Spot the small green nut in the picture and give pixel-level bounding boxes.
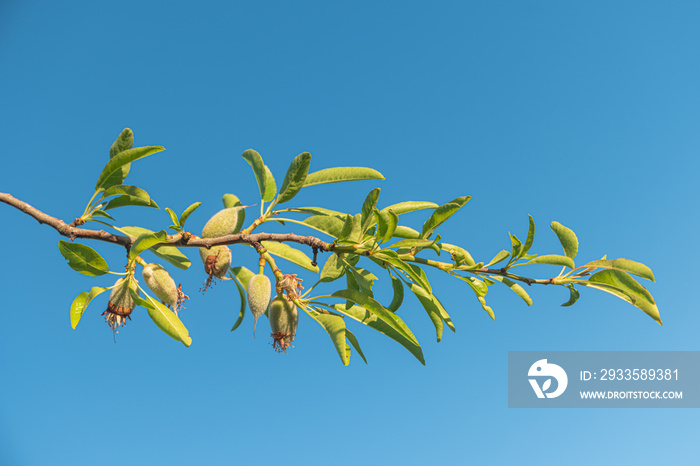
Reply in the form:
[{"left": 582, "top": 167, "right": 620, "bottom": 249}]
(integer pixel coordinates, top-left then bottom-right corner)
[
  {"left": 103, "top": 277, "right": 139, "bottom": 332},
  {"left": 201, "top": 207, "right": 242, "bottom": 239},
  {"left": 199, "top": 245, "right": 232, "bottom": 279},
  {"left": 142, "top": 263, "right": 178, "bottom": 308},
  {"left": 247, "top": 274, "right": 271, "bottom": 336},
  {"left": 269, "top": 295, "right": 298, "bottom": 352}
]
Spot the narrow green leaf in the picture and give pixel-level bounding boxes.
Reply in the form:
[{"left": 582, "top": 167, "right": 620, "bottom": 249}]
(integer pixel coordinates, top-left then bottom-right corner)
[
  {"left": 421, "top": 196, "right": 471, "bottom": 238},
  {"left": 70, "top": 286, "right": 110, "bottom": 329},
  {"left": 276, "top": 152, "right": 311, "bottom": 204},
  {"left": 100, "top": 185, "right": 151, "bottom": 203},
  {"left": 381, "top": 201, "right": 438, "bottom": 216},
  {"left": 584, "top": 269, "right": 660, "bottom": 323},
  {"left": 346, "top": 265, "right": 378, "bottom": 296},
  {"left": 129, "top": 230, "right": 168, "bottom": 262},
  {"left": 242, "top": 149, "right": 269, "bottom": 202},
  {"left": 103, "top": 195, "right": 159, "bottom": 211},
  {"left": 346, "top": 213, "right": 363, "bottom": 243},
  {"left": 121, "top": 226, "right": 191, "bottom": 270},
  {"left": 89, "top": 210, "right": 115, "bottom": 221},
  {"left": 305, "top": 307, "right": 350, "bottom": 365},
  {"left": 284, "top": 207, "right": 347, "bottom": 217},
  {"left": 320, "top": 254, "right": 347, "bottom": 283},
  {"left": 221, "top": 194, "right": 246, "bottom": 234},
  {"left": 407, "top": 283, "right": 443, "bottom": 342},
  {"left": 230, "top": 266, "right": 256, "bottom": 289},
  {"left": 550, "top": 221, "right": 579, "bottom": 259},
  {"left": 486, "top": 250, "right": 510, "bottom": 267},
  {"left": 135, "top": 294, "right": 192, "bottom": 346},
  {"left": 562, "top": 284, "right": 580, "bottom": 307},
  {"left": 584, "top": 258, "right": 655, "bottom": 282},
  {"left": 103, "top": 128, "right": 135, "bottom": 190},
  {"left": 165, "top": 207, "right": 179, "bottom": 227},
  {"left": 330, "top": 304, "right": 424, "bottom": 364},
  {"left": 439, "top": 243, "right": 476, "bottom": 267},
  {"left": 388, "top": 238, "right": 438, "bottom": 250},
  {"left": 489, "top": 275, "right": 533, "bottom": 306},
  {"left": 387, "top": 272, "right": 404, "bottom": 313},
  {"left": 478, "top": 296, "right": 495, "bottom": 320},
  {"left": 374, "top": 208, "right": 398, "bottom": 244},
  {"left": 261, "top": 241, "right": 319, "bottom": 272},
  {"left": 58, "top": 240, "right": 109, "bottom": 276},
  {"left": 345, "top": 329, "right": 367, "bottom": 364},
  {"left": 303, "top": 166, "right": 385, "bottom": 187},
  {"left": 520, "top": 215, "right": 535, "bottom": 258},
  {"left": 230, "top": 274, "right": 246, "bottom": 332},
  {"left": 95, "top": 146, "right": 165, "bottom": 192},
  {"left": 337, "top": 215, "right": 354, "bottom": 241},
  {"left": 303, "top": 215, "right": 346, "bottom": 238},
  {"left": 179, "top": 202, "right": 202, "bottom": 229},
  {"left": 375, "top": 254, "right": 432, "bottom": 293},
  {"left": 391, "top": 226, "right": 421, "bottom": 239},
  {"left": 332, "top": 289, "right": 419, "bottom": 345},
  {"left": 509, "top": 233, "right": 522, "bottom": 260},
  {"left": 361, "top": 188, "right": 381, "bottom": 232},
  {"left": 262, "top": 165, "right": 277, "bottom": 202},
  {"left": 525, "top": 254, "right": 575, "bottom": 269}
]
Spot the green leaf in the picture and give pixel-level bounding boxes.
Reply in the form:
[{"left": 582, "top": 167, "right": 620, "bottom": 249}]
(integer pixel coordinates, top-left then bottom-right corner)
[
  {"left": 284, "top": 207, "right": 348, "bottom": 217},
  {"left": 70, "top": 286, "right": 110, "bottom": 329},
  {"left": 276, "top": 152, "right": 311, "bottom": 204},
  {"left": 391, "top": 226, "right": 421, "bottom": 239},
  {"left": 303, "top": 166, "right": 385, "bottom": 187},
  {"left": 374, "top": 208, "right": 398, "bottom": 244},
  {"left": 332, "top": 289, "right": 419, "bottom": 345},
  {"left": 103, "top": 128, "right": 135, "bottom": 190},
  {"left": 346, "top": 264, "right": 378, "bottom": 296},
  {"left": 129, "top": 230, "right": 168, "bottom": 262},
  {"left": 121, "top": 226, "right": 191, "bottom": 270},
  {"left": 230, "top": 266, "right": 256, "bottom": 289},
  {"left": 485, "top": 250, "right": 510, "bottom": 267},
  {"left": 584, "top": 269, "right": 660, "bottom": 323},
  {"left": 345, "top": 213, "right": 363, "bottom": 243},
  {"left": 230, "top": 274, "right": 246, "bottom": 332},
  {"left": 135, "top": 294, "right": 192, "bottom": 346},
  {"left": 303, "top": 215, "right": 346, "bottom": 238},
  {"left": 330, "top": 304, "right": 424, "bottom": 365},
  {"left": 165, "top": 207, "right": 179, "bottom": 227},
  {"left": 242, "top": 149, "right": 275, "bottom": 202},
  {"left": 421, "top": 196, "right": 471, "bottom": 238},
  {"left": 584, "top": 258, "right": 655, "bottom": 282},
  {"left": 407, "top": 283, "right": 444, "bottom": 342},
  {"left": 361, "top": 188, "right": 381, "bottom": 232},
  {"left": 305, "top": 307, "right": 350, "bottom": 365},
  {"left": 95, "top": 146, "right": 165, "bottom": 192},
  {"left": 320, "top": 254, "right": 347, "bottom": 283},
  {"left": 89, "top": 210, "right": 115, "bottom": 221},
  {"left": 100, "top": 184, "right": 151, "bottom": 203},
  {"left": 562, "top": 284, "right": 580, "bottom": 307},
  {"left": 221, "top": 194, "right": 246, "bottom": 234},
  {"left": 103, "top": 195, "right": 159, "bottom": 211},
  {"left": 489, "top": 276, "right": 533, "bottom": 306},
  {"left": 345, "top": 329, "right": 367, "bottom": 364},
  {"left": 58, "top": 240, "right": 109, "bottom": 276},
  {"left": 388, "top": 238, "right": 439, "bottom": 250},
  {"left": 520, "top": 215, "right": 536, "bottom": 258},
  {"left": 337, "top": 215, "right": 354, "bottom": 241},
  {"left": 550, "top": 221, "right": 579, "bottom": 259},
  {"left": 509, "top": 233, "right": 522, "bottom": 260},
  {"left": 179, "top": 202, "right": 202, "bottom": 229},
  {"left": 453, "top": 274, "right": 494, "bottom": 318},
  {"left": 381, "top": 201, "right": 438, "bottom": 216},
  {"left": 439, "top": 243, "right": 476, "bottom": 267},
  {"left": 525, "top": 254, "right": 575, "bottom": 269},
  {"left": 373, "top": 253, "right": 431, "bottom": 293},
  {"left": 387, "top": 272, "right": 404, "bottom": 313},
  {"left": 261, "top": 241, "right": 319, "bottom": 272}
]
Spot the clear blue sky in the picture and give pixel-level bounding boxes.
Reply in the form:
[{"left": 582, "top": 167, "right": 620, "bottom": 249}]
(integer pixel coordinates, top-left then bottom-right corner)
[{"left": 1, "top": 2, "right": 699, "bottom": 465}]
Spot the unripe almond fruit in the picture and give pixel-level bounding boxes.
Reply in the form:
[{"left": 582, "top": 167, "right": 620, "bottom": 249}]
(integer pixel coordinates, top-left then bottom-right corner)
[
  {"left": 269, "top": 295, "right": 298, "bottom": 352},
  {"left": 142, "top": 263, "right": 178, "bottom": 308},
  {"left": 199, "top": 245, "right": 232, "bottom": 279},
  {"left": 102, "top": 277, "right": 139, "bottom": 332},
  {"left": 201, "top": 207, "right": 242, "bottom": 239},
  {"left": 247, "top": 274, "right": 271, "bottom": 337}
]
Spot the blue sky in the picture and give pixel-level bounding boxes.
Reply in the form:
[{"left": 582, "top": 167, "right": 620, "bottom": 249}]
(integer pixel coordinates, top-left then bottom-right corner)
[{"left": 1, "top": 1, "right": 699, "bottom": 465}]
